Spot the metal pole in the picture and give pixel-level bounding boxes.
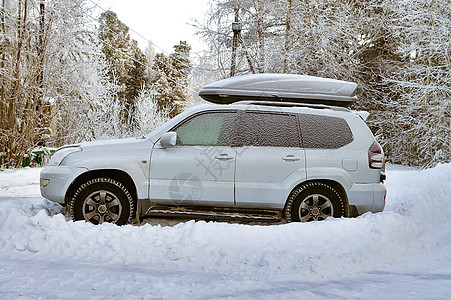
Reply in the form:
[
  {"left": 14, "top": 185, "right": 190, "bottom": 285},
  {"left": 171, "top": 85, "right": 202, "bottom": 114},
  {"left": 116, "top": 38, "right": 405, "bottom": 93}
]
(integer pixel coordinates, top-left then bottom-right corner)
[{"left": 230, "top": 7, "right": 240, "bottom": 77}]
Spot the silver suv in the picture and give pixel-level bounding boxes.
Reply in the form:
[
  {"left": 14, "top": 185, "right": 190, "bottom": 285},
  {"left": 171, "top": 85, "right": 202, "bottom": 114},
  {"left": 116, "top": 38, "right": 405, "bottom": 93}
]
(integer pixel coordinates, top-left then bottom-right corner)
[{"left": 40, "top": 75, "right": 386, "bottom": 225}]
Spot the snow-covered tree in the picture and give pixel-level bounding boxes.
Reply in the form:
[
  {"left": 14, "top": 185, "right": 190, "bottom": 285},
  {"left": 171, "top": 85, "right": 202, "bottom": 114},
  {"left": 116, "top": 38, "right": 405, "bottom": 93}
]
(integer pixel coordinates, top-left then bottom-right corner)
[
  {"left": 379, "top": 0, "right": 451, "bottom": 167},
  {"left": 0, "top": 0, "right": 125, "bottom": 167},
  {"left": 196, "top": 0, "right": 365, "bottom": 79},
  {"left": 195, "top": 0, "right": 450, "bottom": 167},
  {"left": 152, "top": 41, "right": 192, "bottom": 117},
  {"left": 98, "top": 10, "right": 147, "bottom": 124},
  {"left": 134, "top": 88, "right": 170, "bottom": 135},
  {"left": 0, "top": 0, "right": 69, "bottom": 167},
  {"left": 40, "top": 1, "right": 114, "bottom": 145},
  {"left": 144, "top": 41, "right": 156, "bottom": 82}
]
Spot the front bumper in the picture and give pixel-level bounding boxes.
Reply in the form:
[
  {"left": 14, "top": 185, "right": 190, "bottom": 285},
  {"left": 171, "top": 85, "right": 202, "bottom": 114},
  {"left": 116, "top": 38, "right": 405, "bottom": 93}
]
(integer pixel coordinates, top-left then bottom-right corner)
[{"left": 40, "top": 166, "right": 88, "bottom": 204}]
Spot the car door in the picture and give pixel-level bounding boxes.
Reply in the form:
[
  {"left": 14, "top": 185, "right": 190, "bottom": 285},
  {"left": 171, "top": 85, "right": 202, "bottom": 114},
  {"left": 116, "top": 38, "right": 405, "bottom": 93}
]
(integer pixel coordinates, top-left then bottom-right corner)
[
  {"left": 234, "top": 111, "right": 306, "bottom": 209},
  {"left": 150, "top": 111, "right": 237, "bottom": 207}
]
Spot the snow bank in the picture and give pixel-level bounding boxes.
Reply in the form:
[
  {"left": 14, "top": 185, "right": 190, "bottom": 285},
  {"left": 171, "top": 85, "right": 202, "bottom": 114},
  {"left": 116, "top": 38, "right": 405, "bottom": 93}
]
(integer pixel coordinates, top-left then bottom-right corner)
[
  {"left": 1, "top": 164, "right": 451, "bottom": 298},
  {"left": 0, "top": 167, "right": 41, "bottom": 197}
]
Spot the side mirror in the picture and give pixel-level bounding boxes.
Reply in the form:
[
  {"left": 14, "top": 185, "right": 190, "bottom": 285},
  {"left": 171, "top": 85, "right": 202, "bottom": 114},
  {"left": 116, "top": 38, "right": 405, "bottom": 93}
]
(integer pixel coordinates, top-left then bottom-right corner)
[{"left": 160, "top": 132, "right": 177, "bottom": 148}]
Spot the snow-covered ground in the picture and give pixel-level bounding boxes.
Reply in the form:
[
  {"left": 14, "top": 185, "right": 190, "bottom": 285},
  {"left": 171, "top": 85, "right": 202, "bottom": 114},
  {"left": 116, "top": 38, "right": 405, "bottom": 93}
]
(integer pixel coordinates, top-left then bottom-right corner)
[{"left": 1, "top": 165, "right": 451, "bottom": 299}]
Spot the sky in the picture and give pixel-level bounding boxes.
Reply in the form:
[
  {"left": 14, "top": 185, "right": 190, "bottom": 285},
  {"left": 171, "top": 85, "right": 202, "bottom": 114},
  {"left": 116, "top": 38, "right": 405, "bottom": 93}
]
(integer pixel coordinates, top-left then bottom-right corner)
[{"left": 96, "top": 0, "right": 210, "bottom": 54}]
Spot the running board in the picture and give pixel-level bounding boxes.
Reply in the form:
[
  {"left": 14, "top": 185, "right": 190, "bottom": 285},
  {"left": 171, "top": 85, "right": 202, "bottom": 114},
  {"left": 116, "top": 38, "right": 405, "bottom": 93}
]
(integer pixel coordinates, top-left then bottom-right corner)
[{"left": 144, "top": 206, "right": 282, "bottom": 222}]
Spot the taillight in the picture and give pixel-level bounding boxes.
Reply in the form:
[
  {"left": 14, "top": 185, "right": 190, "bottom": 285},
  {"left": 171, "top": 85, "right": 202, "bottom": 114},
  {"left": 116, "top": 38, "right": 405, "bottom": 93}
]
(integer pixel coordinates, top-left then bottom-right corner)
[{"left": 368, "top": 141, "right": 384, "bottom": 169}]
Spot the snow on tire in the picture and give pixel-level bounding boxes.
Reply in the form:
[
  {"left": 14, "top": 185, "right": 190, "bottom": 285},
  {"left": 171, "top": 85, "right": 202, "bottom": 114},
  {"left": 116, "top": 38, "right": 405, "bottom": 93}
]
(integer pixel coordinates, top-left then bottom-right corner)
[
  {"left": 70, "top": 177, "right": 134, "bottom": 225},
  {"left": 284, "top": 182, "right": 345, "bottom": 222}
]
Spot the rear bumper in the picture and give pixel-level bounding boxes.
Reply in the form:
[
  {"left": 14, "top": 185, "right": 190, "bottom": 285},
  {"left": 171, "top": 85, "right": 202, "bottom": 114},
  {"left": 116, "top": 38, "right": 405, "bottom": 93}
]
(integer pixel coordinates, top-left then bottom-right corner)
[
  {"left": 372, "top": 182, "right": 386, "bottom": 212},
  {"left": 347, "top": 182, "right": 386, "bottom": 215}
]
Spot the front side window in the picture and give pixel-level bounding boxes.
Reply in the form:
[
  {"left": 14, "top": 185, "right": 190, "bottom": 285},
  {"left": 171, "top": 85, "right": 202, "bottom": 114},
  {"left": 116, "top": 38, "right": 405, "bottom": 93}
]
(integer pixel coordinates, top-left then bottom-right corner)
[
  {"left": 235, "top": 112, "right": 301, "bottom": 147},
  {"left": 174, "top": 112, "right": 236, "bottom": 146}
]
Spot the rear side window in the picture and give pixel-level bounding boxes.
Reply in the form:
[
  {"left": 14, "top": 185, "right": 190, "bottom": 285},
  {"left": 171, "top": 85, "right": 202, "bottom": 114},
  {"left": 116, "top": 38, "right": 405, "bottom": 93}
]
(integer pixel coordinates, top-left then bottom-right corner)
[
  {"left": 298, "top": 114, "right": 353, "bottom": 149},
  {"left": 236, "top": 112, "right": 300, "bottom": 147},
  {"left": 174, "top": 112, "right": 236, "bottom": 146}
]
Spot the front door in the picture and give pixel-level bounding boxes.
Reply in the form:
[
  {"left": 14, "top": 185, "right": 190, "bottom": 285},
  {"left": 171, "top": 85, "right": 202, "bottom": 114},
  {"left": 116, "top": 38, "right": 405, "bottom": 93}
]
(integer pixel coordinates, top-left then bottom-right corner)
[{"left": 150, "top": 111, "right": 237, "bottom": 207}]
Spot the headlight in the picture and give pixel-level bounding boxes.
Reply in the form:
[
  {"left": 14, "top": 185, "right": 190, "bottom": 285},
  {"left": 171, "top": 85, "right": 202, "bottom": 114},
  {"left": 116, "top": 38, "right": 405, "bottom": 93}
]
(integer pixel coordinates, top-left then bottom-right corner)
[{"left": 48, "top": 146, "right": 82, "bottom": 166}]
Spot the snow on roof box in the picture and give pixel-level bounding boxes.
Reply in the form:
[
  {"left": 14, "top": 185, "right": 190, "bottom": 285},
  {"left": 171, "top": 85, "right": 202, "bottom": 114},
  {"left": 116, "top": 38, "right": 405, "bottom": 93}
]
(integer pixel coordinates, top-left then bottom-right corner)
[{"left": 199, "top": 73, "right": 357, "bottom": 107}]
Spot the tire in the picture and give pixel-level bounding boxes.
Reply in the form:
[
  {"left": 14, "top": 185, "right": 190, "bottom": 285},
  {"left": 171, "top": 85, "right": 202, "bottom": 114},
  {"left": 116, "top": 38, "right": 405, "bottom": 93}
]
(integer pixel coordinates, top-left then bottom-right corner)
[
  {"left": 284, "top": 182, "right": 345, "bottom": 222},
  {"left": 70, "top": 178, "right": 134, "bottom": 225}
]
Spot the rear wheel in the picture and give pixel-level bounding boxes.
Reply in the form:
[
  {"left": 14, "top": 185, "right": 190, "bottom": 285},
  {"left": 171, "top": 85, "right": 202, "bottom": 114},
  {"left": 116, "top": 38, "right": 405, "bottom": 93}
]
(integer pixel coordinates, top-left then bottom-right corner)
[
  {"left": 70, "top": 178, "right": 133, "bottom": 225},
  {"left": 284, "top": 182, "right": 345, "bottom": 222}
]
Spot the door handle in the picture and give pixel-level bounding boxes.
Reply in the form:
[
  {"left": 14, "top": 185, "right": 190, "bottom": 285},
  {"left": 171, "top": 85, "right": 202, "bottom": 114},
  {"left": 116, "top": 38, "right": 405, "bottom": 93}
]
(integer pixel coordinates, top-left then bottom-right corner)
[
  {"left": 215, "top": 154, "right": 234, "bottom": 160},
  {"left": 282, "top": 155, "right": 300, "bottom": 161}
]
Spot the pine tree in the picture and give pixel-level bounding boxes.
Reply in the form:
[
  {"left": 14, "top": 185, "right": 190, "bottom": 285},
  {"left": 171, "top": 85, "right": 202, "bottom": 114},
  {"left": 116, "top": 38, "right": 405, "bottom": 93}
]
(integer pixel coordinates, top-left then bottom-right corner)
[
  {"left": 98, "top": 10, "right": 148, "bottom": 123},
  {"left": 152, "top": 41, "right": 191, "bottom": 118}
]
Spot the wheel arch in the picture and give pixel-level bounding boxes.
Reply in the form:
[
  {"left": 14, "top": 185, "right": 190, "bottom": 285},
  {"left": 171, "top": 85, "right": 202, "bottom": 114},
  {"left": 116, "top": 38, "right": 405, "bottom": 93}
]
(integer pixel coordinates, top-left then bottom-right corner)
[
  {"left": 284, "top": 179, "right": 351, "bottom": 218},
  {"left": 65, "top": 169, "right": 138, "bottom": 213}
]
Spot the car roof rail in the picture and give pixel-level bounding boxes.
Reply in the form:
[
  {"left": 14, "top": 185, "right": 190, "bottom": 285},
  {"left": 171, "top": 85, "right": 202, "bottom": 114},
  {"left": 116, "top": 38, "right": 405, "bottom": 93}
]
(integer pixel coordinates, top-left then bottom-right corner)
[{"left": 233, "top": 100, "right": 350, "bottom": 111}]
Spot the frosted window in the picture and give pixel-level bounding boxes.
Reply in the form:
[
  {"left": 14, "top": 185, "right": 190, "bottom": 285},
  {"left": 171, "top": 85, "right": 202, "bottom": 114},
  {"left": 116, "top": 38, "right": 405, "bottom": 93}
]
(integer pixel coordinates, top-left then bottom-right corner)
[
  {"left": 298, "top": 114, "right": 353, "bottom": 149},
  {"left": 236, "top": 112, "right": 300, "bottom": 147},
  {"left": 174, "top": 112, "right": 236, "bottom": 146}
]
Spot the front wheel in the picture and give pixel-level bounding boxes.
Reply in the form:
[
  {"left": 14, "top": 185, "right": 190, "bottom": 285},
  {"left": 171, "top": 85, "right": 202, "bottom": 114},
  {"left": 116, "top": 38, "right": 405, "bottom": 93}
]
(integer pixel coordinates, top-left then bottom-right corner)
[
  {"left": 70, "top": 178, "right": 134, "bottom": 225},
  {"left": 284, "top": 182, "right": 345, "bottom": 222}
]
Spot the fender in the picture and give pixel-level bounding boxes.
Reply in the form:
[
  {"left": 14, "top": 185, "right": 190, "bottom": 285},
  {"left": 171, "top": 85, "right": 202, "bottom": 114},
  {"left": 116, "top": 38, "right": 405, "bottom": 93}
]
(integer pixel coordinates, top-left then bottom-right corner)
[
  {"left": 281, "top": 167, "right": 352, "bottom": 200},
  {"left": 78, "top": 159, "right": 149, "bottom": 200},
  {"left": 277, "top": 167, "right": 353, "bottom": 213},
  {"left": 306, "top": 167, "right": 353, "bottom": 193}
]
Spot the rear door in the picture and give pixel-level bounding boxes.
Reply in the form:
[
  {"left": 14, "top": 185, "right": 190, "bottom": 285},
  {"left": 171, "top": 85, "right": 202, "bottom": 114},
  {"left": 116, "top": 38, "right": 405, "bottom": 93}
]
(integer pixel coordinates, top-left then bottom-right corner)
[{"left": 234, "top": 111, "right": 306, "bottom": 209}]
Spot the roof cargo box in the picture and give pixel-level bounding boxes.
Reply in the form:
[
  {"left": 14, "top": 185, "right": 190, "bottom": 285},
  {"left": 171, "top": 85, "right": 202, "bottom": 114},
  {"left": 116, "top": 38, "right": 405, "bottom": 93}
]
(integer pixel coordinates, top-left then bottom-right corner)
[{"left": 199, "top": 73, "right": 357, "bottom": 107}]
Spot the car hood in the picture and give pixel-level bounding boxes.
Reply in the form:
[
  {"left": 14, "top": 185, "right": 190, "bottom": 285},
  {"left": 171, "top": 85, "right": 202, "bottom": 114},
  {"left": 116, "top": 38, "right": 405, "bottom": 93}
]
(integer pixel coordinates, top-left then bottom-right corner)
[
  {"left": 59, "top": 136, "right": 154, "bottom": 168},
  {"left": 78, "top": 137, "right": 148, "bottom": 150}
]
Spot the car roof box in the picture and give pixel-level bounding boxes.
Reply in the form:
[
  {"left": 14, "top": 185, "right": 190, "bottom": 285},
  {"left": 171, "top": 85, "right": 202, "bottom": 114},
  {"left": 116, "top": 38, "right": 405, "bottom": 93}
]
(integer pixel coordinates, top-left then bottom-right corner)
[{"left": 199, "top": 73, "right": 357, "bottom": 107}]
